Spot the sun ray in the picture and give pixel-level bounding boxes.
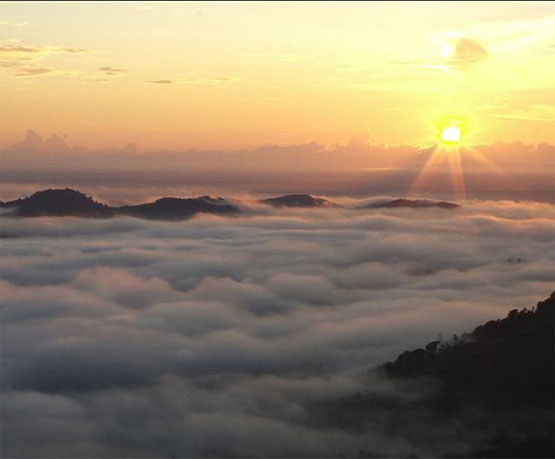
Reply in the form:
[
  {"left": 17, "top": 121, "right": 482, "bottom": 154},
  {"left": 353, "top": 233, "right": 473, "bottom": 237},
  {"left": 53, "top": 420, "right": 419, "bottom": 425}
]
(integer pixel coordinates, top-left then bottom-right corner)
[
  {"left": 462, "top": 145, "right": 520, "bottom": 195},
  {"left": 447, "top": 147, "right": 466, "bottom": 200},
  {"left": 408, "top": 142, "right": 467, "bottom": 200},
  {"left": 408, "top": 144, "right": 445, "bottom": 195},
  {"left": 462, "top": 146, "right": 506, "bottom": 175}
]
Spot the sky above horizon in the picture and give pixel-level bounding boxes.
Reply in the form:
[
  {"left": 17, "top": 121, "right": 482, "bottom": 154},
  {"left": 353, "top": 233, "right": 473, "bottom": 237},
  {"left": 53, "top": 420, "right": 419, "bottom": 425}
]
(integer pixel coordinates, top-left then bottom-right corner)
[{"left": 1, "top": 1, "right": 555, "bottom": 153}]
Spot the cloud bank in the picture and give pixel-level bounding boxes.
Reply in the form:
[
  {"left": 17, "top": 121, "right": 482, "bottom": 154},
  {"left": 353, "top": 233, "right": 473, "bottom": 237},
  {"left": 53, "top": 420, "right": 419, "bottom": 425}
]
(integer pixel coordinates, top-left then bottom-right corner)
[
  {"left": 1, "top": 198, "right": 553, "bottom": 457},
  {"left": 2, "top": 130, "right": 554, "bottom": 176}
]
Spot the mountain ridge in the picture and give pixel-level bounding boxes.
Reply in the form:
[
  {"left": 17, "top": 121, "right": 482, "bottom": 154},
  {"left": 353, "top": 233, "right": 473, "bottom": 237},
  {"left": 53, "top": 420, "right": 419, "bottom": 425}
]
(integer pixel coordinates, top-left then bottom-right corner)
[
  {"left": 259, "top": 193, "right": 338, "bottom": 208},
  {"left": 0, "top": 188, "right": 462, "bottom": 220},
  {"left": 363, "top": 198, "right": 461, "bottom": 209}
]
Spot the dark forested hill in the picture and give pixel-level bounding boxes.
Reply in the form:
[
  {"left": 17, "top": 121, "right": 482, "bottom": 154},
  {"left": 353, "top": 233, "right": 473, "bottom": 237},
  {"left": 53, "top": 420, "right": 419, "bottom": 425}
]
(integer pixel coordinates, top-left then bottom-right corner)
[
  {"left": 1, "top": 188, "right": 465, "bottom": 219},
  {"left": 259, "top": 193, "right": 337, "bottom": 208},
  {"left": 1, "top": 189, "right": 115, "bottom": 217},
  {"left": 382, "top": 293, "right": 554, "bottom": 411},
  {"left": 0, "top": 189, "right": 239, "bottom": 220},
  {"left": 118, "top": 196, "right": 239, "bottom": 220},
  {"left": 313, "top": 293, "right": 554, "bottom": 458},
  {"left": 363, "top": 198, "right": 460, "bottom": 209}
]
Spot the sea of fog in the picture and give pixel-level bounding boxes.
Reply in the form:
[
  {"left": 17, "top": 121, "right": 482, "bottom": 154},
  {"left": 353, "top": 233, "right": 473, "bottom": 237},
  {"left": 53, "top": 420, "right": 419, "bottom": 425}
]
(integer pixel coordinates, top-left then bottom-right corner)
[{"left": 1, "top": 195, "right": 554, "bottom": 456}]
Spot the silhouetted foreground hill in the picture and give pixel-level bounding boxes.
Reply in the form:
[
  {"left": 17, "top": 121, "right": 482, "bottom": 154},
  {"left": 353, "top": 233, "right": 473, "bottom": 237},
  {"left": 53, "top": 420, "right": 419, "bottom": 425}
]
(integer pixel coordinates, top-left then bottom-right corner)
[
  {"left": 364, "top": 198, "right": 460, "bottom": 209},
  {"left": 383, "top": 294, "right": 554, "bottom": 410},
  {"left": 259, "top": 193, "right": 337, "bottom": 208},
  {"left": 314, "top": 293, "right": 554, "bottom": 458},
  {"left": 0, "top": 188, "right": 462, "bottom": 220}
]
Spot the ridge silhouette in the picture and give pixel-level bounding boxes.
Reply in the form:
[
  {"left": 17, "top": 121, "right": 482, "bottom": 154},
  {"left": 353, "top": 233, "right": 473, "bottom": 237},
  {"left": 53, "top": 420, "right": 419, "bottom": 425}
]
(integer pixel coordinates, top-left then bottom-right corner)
[{"left": 1, "top": 188, "right": 462, "bottom": 220}]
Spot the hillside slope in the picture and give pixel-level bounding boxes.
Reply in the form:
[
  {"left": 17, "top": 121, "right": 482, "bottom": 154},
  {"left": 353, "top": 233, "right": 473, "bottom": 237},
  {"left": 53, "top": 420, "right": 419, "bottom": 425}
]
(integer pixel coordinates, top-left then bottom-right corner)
[{"left": 314, "top": 293, "right": 554, "bottom": 458}]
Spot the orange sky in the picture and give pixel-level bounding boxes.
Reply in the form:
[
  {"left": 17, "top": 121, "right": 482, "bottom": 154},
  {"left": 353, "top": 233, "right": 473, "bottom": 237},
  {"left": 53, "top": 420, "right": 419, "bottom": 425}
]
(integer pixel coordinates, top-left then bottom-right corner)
[{"left": 1, "top": 1, "right": 555, "bottom": 152}]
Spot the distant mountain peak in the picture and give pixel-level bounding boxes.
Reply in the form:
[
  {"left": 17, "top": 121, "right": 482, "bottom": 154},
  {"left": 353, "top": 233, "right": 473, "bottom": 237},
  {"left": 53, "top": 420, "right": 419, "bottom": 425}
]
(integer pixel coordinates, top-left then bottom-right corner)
[
  {"left": 1, "top": 188, "right": 239, "bottom": 220},
  {"left": 363, "top": 198, "right": 460, "bottom": 209},
  {"left": 27, "top": 187, "right": 94, "bottom": 202},
  {"left": 1, "top": 189, "right": 463, "bottom": 220},
  {"left": 260, "top": 193, "right": 337, "bottom": 208},
  {"left": 3, "top": 188, "right": 112, "bottom": 217},
  {"left": 118, "top": 195, "right": 239, "bottom": 220}
]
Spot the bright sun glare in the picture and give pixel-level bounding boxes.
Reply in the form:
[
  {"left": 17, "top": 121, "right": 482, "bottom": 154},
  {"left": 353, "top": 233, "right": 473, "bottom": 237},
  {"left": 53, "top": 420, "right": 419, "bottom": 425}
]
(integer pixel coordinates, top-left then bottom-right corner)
[
  {"left": 412, "top": 116, "right": 472, "bottom": 200},
  {"left": 440, "top": 125, "right": 462, "bottom": 144}
]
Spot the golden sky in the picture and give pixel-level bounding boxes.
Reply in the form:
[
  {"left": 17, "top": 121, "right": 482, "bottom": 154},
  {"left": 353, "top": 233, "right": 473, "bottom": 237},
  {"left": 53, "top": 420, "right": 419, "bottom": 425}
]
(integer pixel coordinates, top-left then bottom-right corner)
[{"left": 1, "top": 1, "right": 555, "bottom": 152}]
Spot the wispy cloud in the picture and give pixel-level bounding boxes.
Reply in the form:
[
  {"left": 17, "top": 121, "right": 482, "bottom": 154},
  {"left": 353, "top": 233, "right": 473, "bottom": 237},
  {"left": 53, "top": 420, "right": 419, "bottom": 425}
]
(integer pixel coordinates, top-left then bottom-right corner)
[
  {"left": 540, "top": 39, "right": 555, "bottom": 55},
  {"left": 0, "top": 44, "right": 88, "bottom": 56},
  {"left": 137, "top": 3, "right": 159, "bottom": 11},
  {"left": 147, "top": 79, "right": 173, "bottom": 84},
  {"left": 449, "top": 38, "right": 488, "bottom": 68},
  {"left": 0, "top": 43, "right": 89, "bottom": 71},
  {"left": 391, "top": 38, "right": 488, "bottom": 70},
  {"left": 146, "top": 74, "right": 239, "bottom": 87},
  {"left": 0, "top": 60, "right": 22, "bottom": 68},
  {"left": 0, "top": 41, "right": 90, "bottom": 78},
  {"left": 245, "top": 52, "right": 311, "bottom": 63},
  {"left": 496, "top": 104, "right": 555, "bottom": 122},
  {"left": 12, "top": 67, "right": 84, "bottom": 78},
  {"left": 13, "top": 67, "right": 53, "bottom": 77},
  {"left": 0, "top": 20, "right": 28, "bottom": 27},
  {"left": 97, "top": 66, "right": 126, "bottom": 76},
  {"left": 180, "top": 75, "right": 239, "bottom": 86}
]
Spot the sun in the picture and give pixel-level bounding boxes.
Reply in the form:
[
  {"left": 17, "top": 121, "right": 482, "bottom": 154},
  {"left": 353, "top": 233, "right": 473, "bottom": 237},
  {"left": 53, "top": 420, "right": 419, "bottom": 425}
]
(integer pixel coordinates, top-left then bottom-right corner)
[
  {"left": 409, "top": 115, "right": 471, "bottom": 200},
  {"left": 438, "top": 118, "right": 464, "bottom": 145},
  {"left": 440, "top": 125, "right": 461, "bottom": 143}
]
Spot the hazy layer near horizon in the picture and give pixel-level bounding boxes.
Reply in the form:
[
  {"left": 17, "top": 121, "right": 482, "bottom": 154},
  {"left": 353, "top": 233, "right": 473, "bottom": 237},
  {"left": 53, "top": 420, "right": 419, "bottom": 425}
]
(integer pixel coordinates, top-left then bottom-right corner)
[{"left": 1, "top": 169, "right": 553, "bottom": 204}]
